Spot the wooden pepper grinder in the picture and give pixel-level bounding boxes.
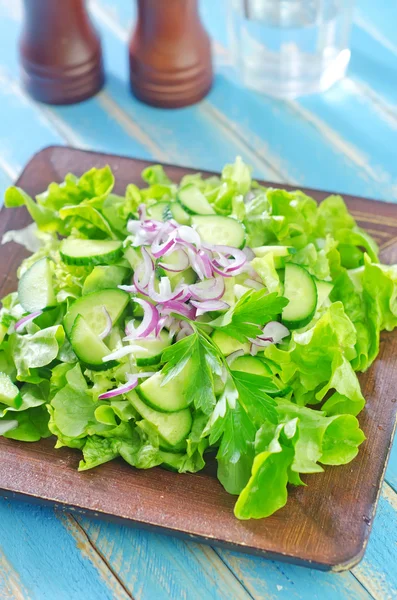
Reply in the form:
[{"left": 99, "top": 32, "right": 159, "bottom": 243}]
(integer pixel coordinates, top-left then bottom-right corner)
[
  {"left": 129, "top": 0, "right": 213, "bottom": 108},
  {"left": 20, "top": 0, "right": 105, "bottom": 105}
]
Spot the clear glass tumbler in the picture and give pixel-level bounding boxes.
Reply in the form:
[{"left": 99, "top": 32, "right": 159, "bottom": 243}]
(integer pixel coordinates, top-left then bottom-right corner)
[{"left": 228, "top": 0, "right": 354, "bottom": 98}]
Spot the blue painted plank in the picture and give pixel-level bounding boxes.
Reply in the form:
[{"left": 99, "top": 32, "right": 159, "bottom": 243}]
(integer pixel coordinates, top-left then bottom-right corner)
[
  {"left": 353, "top": 484, "right": 397, "bottom": 600},
  {"left": 75, "top": 518, "right": 251, "bottom": 600},
  {"left": 0, "top": 498, "right": 130, "bottom": 600}
]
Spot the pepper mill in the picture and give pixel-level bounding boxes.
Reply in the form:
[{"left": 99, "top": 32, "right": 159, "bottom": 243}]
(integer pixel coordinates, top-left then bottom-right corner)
[
  {"left": 129, "top": 0, "right": 213, "bottom": 108},
  {"left": 20, "top": 0, "right": 105, "bottom": 105}
]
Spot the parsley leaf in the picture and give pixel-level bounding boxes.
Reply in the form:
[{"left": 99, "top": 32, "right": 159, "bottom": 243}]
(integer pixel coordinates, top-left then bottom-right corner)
[
  {"left": 161, "top": 330, "right": 223, "bottom": 415},
  {"left": 232, "top": 371, "right": 278, "bottom": 425},
  {"left": 209, "top": 290, "right": 288, "bottom": 343}
]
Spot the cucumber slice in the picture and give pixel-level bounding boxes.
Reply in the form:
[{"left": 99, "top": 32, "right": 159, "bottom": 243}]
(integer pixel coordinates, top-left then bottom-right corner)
[
  {"left": 82, "top": 266, "right": 130, "bottom": 295},
  {"left": 159, "top": 451, "right": 184, "bottom": 471},
  {"left": 137, "top": 370, "right": 190, "bottom": 412},
  {"left": 124, "top": 247, "right": 142, "bottom": 271},
  {"left": 282, "top": 264, "right": 317, "bottom": 329},
  {"left": 315, "top": 280, "right": 334, "bottom": 309},
  {"left": 178, "top": 184, "right": 215, "bottom": 215},
  {"left": 18, "top": 258, "right": 56, "bottom": 313},
  {"left": 170, "top": 202, "right": 191, "bottom": 225},
  {"left": 70, "top": 315, "right": 116, "bottom": 370},
  {"left": 168, "top": 267, "right": 197, "bottom": 287},
  {"left": 60, "top": 239, "right": 123, "bottom": 266},
  {"left": 127, "top": 391, "right": 192, "bottom": 447},
  {"left": 64, "top": 289, "right": 129, "bottom": 338},
  {"left": 0, "top": 373, "right": 21, "bottom": 408},
  {"left": 147, "top": 202, "right": 171, "bottom": 222},
  {"left": 211, "top": 330, "right": 250, "bottom": 356},
  {"left": 130, "top": 330, "right": 171, "bottom": 366},
  {"left": 192, "top": 215, "right": 246, "bottom": 249},
  {"left": 231, "top": 355, "right": 271, "bottom": 376}
]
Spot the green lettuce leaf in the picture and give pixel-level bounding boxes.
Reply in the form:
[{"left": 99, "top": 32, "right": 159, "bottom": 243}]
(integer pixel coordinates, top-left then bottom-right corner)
[{"left": 9, "top": 325, "right": 65, "bottom": 382}]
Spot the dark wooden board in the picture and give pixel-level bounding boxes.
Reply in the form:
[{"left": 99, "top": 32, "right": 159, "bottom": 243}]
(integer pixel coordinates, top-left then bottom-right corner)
[{"left": 1, "top": 146, "right": 397, "bottom": 571}]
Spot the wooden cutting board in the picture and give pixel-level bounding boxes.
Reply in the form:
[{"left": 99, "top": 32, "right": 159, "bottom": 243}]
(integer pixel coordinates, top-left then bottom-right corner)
[{"left": 1, "top": 146, "right": 397, "bottom": 571}]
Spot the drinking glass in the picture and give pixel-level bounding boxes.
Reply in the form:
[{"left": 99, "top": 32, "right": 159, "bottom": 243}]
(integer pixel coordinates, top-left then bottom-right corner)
[{"left": 228, "top": 0, "right": 354, "bottom": 98}]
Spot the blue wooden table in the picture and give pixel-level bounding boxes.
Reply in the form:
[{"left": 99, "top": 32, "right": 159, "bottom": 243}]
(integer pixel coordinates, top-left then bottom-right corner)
[{"left": 1, "top": 1, "right": 397, "bottom": 598}]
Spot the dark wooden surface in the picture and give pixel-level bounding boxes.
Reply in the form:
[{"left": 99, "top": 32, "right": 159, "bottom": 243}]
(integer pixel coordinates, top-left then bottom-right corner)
[{"left": 1, "top": 146, "right": 397, "bottom": 571}]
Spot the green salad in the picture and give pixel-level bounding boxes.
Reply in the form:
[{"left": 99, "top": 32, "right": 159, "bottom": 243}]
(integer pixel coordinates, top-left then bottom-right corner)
[{"left": 1, "top": 157, "right": 395, "bottom": 519}]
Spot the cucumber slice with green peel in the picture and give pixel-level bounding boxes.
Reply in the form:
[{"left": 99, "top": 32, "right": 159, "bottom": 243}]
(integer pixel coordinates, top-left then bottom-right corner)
[
  {"left": 211, "top": 330, "right": 250, "bottom": 356},
  {"left": 82, "top": 266, "right": 130, "bottom": 295},
  {"left": 18, "top": 258, "right": 56, "bottom": 313},
  {"left": 124, "top": 247, "right": 142, "bottom": 271},
  {"left": 70, "top": 315, "right": 117, "bottom": 371},
  {"left": 147, "top": 201, "right": 171, "bottom": 221},
  {"left": 315, "top": 280, "right": 334, "bottom": 309},
  {"left": 282, "top": 264, "right": 317, "bottom": 329},
  {"left": 168, "top": 267, "right": 197, "bottom": 287},
  {"left": 60, "top": 239, "right": 123, "bottom": 266},
  {"left": 0, "top": 373, "right": 21, "bottom": 408},
  {"left": 178, "top": 184, "right": 215, "bottom": 215},
  {"left": 127, "top": 391, "right": 192, "bottom": 447},
  {"left": 128, "top": 329, "right": 171, "bottom": 366},
  {"left": 170, "top": 202, "right": 191, "bottom": 225},
  {"left": 64, "top": 289, "right": 130, "bottom": 338},
  {"left": 231, "top": 355, "right": 271, "bottom": 376},
  {"left": 192, "top": 215, "right": 246, "bottom": 249},
  {"left": 137, "top": 370, "right": 190, "bottom": 412},
  {"left": 159, "top": 451, "right": 185, "bottom": 471}
]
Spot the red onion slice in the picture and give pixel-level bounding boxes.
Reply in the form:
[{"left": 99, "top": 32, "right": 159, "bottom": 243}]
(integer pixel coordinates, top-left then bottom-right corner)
[
  {"left": 190, "top": 299, "right": 229, "bottom": 317},
  {"left": 151, "top": 222, "right": 177, "bottom": 258},
  {"left": 243, "top": 247, "right": 255, "bottom": 261},
  {"left": 198, "top": 249, "right": 213, "bottom": 278},
  {"left": 125, "top": 298, "right": 159, "bottom": 340},
  {"left": 14, "top": 310, "right": 43, "bottom": 332},
  {"left": 244, "top": 278, "right": 264, "bottom": 290},
  {"left": 133, "top": 247, "right": 154, "bottom": 293},
  {"left": 148, "top": 273, "right": 185, "bottom": 303},
  {"left": 175, "top": 225, "right": 201, "bottom": 247},
  {"left": 98, "top": 372, "right": 154, "bottom": 400},
  {"left": 262, "top": 321, "right": 290, "bottom": 343},
  {"left": 98, "top": 307, "right": 113, "bottom": 339},
  {"left": 211, "top": 245, "right": 247, "bottom": 275},
  {"left": 160, "top": 301, "right": 196, "bottom": 320},
  {"left": 176, "top": 321, "right": 194, "bottom": 342},
  {"left": 226, "top": 349, "right": 245, "bottom": 366},
  {"left": 118, "top": 284, "right": 138, "bottom": 294},
  {"left": 189, "top": 277, "right": 225, "bottom": 302}
]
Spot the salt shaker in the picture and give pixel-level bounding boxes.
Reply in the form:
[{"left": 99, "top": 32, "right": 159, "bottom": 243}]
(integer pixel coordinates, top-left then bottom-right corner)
[
  {"left": 129, "top": 0, "right": 213, "bottom": 108},
  {"left": 20, "top": 0, "right": 105, "bottom": 105}
]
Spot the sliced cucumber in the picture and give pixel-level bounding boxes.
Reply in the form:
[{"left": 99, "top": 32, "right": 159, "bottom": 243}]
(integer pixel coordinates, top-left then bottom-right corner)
[
  {"left": 137, "top": 370, "right": 190, "bottom": 412},
  {"left": 170, "top": 202, "right": 191, "bottom": 225},
  {"left": 82, "top": 266, "right": 130, "bottom": 295},
  {"left": 147, "top": 201, "right": 171, "bottom": 222},
  {"left": 159, "top": 451, "right": 184, "bottom": 471},
  {"left": 315, "top": 280, "right": 334, "bottom": 309},
  {"left": 178, "top": 184, "right": 215, "bottom": 215},
  {"left": 129, "top": 329, "right": 171, "bottom": 366},
  {"left": 211, "top": 330, "right": 250, "bottom": 356},
  {"left": 60, "top": 239, "right": 123, "bottom": 266},
  {"left": 252, "top": 245, "right": 296, "bottom": 268},
  {"left": 127, "top": 390, "right": 192, "bottom": 447},
  {"left": 282, "top": 264, "right": 317, "bottom": 329},
  {"left": 18, "top": 258, "right": 56, "bottom": 313},
  {"left": 0, "top": 373, "right": 21, "bottom": 408},
  {"left": 231, "top": 355, "right": 271, "bottom": 376},
  {"left": 64, "top": 289, "right": 129, "bottom": 338},
  {"left": 192, "top": 215, "right": 246, "bottom": 249},
  {"left": 168, "top": 267, "right": 197, "bottom": 287},
  {"left": 124, "top": 247, "right": 142, "bottom": 271},
  {"left": 70, "top": 315, "right": 116, "bottom": 370}
]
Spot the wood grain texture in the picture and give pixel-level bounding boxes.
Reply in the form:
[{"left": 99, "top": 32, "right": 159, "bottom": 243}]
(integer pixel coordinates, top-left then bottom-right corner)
[{"left": 1, "top": 147, "right": 397, "bottom": 572}]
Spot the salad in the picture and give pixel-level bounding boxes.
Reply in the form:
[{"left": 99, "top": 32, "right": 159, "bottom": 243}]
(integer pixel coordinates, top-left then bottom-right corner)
[{"left": 0, "top": 157, "right": 395, "bottom": 520}]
